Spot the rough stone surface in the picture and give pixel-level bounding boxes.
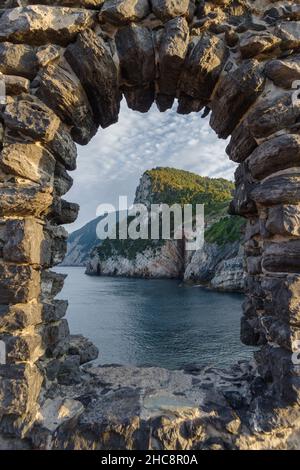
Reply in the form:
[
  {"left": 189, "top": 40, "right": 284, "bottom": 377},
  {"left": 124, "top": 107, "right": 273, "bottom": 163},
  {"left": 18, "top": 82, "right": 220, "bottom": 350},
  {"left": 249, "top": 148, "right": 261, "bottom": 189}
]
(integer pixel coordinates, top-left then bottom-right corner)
[
  {"left": 65, "top": 29, "right": 120, "bottom": 128},
  {"left": 0, "top": 6, "right": 96, "bottom": 45},
  {"left": 179, "top": 32, "right": 228, "bottom": 104},
  {"left": 35, "top": 57, "right": 97, "bottom": 145},
  {"left": 151, "top": 0, "right": 190, "bottom": 22},
  {"left": 0, "top": 0, "right": 300, "bottom": 451},
  {"left": 99, "top": 0, "right": 150, "bottom": 25}
]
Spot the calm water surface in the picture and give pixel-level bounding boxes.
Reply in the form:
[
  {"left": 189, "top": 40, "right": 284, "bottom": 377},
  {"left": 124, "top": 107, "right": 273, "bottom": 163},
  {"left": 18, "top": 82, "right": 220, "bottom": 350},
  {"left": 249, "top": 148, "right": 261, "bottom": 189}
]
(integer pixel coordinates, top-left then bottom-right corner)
[{"left": 56, "top": 267, "right": 254, "bottom": 369}]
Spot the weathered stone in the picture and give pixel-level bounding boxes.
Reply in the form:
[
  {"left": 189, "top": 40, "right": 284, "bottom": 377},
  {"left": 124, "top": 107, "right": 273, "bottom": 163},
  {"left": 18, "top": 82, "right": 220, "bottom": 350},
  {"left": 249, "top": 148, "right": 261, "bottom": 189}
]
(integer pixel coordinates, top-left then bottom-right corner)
[
  {"left": 42, "top": 319, "right": 70, "bottom": 358},
  {"left": 0, "top": 364, "right": 42, "bottom": 417},
  {"left": 263, "top": 240, "right": 300, "bottom": 274},
  {"left": 44, "top": 224, "right": 68, "bottom": 266},
  {"left": 42, "top": 300, "right": 68, "bottom": 323},
  {"left": 0, "top": 332, "right": 44, "bottom": 363},
  {"left": 99, "top": 0, "right": 150, "bottom": 25},
  {"left": 30, "top": 0, "right": 105, "bottom": 7},
  {"left": 239, "top": 32, "right": 281, "bottom": 59},
  {"left": 266, "top": 205, "right": 300, "bottom": 237},
  {"left": 261, "top": 316, "right": 300, "bottom": 352},
  {"left": 246, "top": 256, "right": 261, "bottom": 275},
  {"left": 179, "top": 33, "right": 228, "bottom": 103},
  {"left": 116, "top": 24, "right": 155, "bottom": 86},
  {"left": 151, "top": 0, "right": 189, "bottom": 22},
  {"left": 48, "top": 198, "right": 79, "bottom": 225},
  {"left": 156, "top": 93, "right": 174, "bottom": 112},
  {"left": 46, "top": 125, "right": 77, "bottom": 172},
  {"left": 0, "top": 42, "right": 38, "bottom": 79},
  {"left": 2, "top": 75, "right": 30, "bottom": 95},
  {"left": 0, "top": 184, "right": 53, "bottom": 218},
  {"left": 0, "top": 262, "right": 40, "bottom": 304},
  {"left": 276, "top": 21, "right": 300, "bottom": 50},
  {"left": 264, "top": 5, "right": 300, "bottom": 23},
  {"left": 40, "top": 270, "right": 66, "bottom": 301},
  {"left": 0, "top": 142, "right": 56, "bottom": 185},
  {"left": 252, "top": 175, "right": 300, "bottom": 207},
  {"left": 226, "top": 120, "right": 257, "bottom": 163},
  {"left": 229, "top": 182, "right": 257, "bottom": 216},
  {"left": 177, "top": 94, "right": 204, "bottom": 114},
  {"left": 54, "top": 163, "right": 73, "bottom": 196},
  {"left": 123, "top": 84, "right": 155, "bottom": 113},
  {"left": 0, "top": 302, "right": 43, "bottom": 332},
  {"left": 246, "top": 93, "right": 300, "bottom": 140},
  {"left": 157, "top": 17, "right": 189, "bottom": 96},
  {"left": 57, "top": 355, "right": 81, "bottom": 385},
  {"left": 68, "top": 334, "right": 99, "bottom": 364},
  {"left": 248, "top": 134, "right": 300, "bottom": 180},
  {"left": 265, "top": 55, "right": 300, "bottom": 89},
  {"left": 2, "top": 217, "right": 44, "bottom": 265},
  {"left": 255, "top": 344, "right": 300, "bottom": 404},
  {"left": 241, "top": 315, "right": 264, "bottom": 347},
  {"left": 263, "top": 275, "right": 300, "bottom": 326},
  {"left": 36, "top": 44, "right": 62, "bottom": 68},
  {"left": 244, "top": 218, "right": 260, "bottom": 242},
  {"left": 210, "top": 60, "right": 265, "bottom": 139},
  {"left": 1, "top": 95, "right": 60, "bottom": 142},
  {"left": 230, "top": 164, "right": 257, "bottom": 216},
  {"left": 0, "top": 6, "right": 96, "bottom": 46},
  {"left": 35, "top": 57, "right": 97, "bottom": 145},
  {"left": 65, "top": 29, "right": 120, "bottom": 129}
]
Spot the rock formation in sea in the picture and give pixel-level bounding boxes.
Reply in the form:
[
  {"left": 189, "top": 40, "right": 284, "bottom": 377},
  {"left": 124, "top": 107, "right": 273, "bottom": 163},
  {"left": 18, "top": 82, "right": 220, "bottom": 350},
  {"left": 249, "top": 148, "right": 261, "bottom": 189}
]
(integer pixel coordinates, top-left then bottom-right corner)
[
  {"left": 84, "top": 168, "right": 246, "bottom": 292},
  {"left": 0, "top": 0, "right": 300, "bottom": 450}
]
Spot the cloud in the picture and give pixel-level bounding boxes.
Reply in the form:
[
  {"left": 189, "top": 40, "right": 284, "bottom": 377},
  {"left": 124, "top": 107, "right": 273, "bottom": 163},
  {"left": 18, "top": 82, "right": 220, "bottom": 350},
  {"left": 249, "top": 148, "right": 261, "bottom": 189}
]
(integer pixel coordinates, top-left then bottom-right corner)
[{"left": 66, "top": 100, "right": 237, "bottom": 231}]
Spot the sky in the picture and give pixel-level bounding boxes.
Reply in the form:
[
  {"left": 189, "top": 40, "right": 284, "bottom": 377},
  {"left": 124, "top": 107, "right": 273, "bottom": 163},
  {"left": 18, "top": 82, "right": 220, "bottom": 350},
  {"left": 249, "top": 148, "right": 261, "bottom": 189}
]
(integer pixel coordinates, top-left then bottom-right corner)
[{"left": 66, "top": 100, "right": 237, "bottom": 232}]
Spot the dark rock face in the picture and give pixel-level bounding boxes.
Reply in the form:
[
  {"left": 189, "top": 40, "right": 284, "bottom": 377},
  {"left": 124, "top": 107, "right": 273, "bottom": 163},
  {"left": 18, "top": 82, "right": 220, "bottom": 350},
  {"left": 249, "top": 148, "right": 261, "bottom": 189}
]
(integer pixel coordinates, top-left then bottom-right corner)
[
  {"left": 0, "top": 0, "right": 299, "bottom": 451},
  {"left": 65, "top": 28, "right": 121, "bottom": 128}
]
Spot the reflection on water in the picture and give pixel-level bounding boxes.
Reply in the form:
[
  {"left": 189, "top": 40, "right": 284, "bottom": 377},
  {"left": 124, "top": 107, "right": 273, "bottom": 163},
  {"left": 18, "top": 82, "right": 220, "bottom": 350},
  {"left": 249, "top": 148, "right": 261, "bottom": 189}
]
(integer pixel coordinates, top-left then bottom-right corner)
[{"left": 56, "top": 267, "right": 254, "bottom": 370}]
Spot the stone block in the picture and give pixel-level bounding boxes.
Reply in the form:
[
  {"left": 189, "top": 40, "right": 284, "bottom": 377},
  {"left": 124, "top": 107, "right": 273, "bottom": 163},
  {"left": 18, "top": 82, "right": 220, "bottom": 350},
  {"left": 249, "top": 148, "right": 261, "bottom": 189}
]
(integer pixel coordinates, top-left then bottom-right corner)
[
  {"left": 266, "top": 205, "right": 300, "bottom": 237},
  {"left": 0, "top": 5, "right": 96, "bottom": 46},
  {"left": 42, "top": 319, "right": 70, "bottom": 358},
  {"left": 0, "top": 302, "right": 42, "bottom": 332},
  {"left": 0, "top": 42, "right": 38, "bottom": 80},
  {"left": 1, "top": 94, "right": 60, "bottom": 142},
  {"left": 99, "top": 0, "right": 150, "bottom": 25},
  {"left": 2, "top": 217, "right": 44, "bottom": 265},
  {"left": 151, "top": 0, "right": 190, "bottom": 22},
  {"left": 0, "top": 142, "right": 56, "bottom": 186},
  {"left": 210, "top": 60, "right": 265, "bottom": 139},
  {"left": 65, "top": 28, "right": 120, "bottom": 129},
  {"left": 247, "top": 134, "right": 300, "bottom": 181},
  {"left": 0, "top": 262, "right": 40, "bottom": 305},
  {"left": 157, "top": 17, "right": 189, "bottom": 96},
  {"left": 179, "top": 32, "right": 228, "bottom": 103},
  {"left": 35, "top": 57, "right": 97, "bottom": 145},
  {"left": 0, "top": 364, "right": 43, "bottom": 416},
  {"left": 116, "top": 23, "right": 155, "bottom": 86}
]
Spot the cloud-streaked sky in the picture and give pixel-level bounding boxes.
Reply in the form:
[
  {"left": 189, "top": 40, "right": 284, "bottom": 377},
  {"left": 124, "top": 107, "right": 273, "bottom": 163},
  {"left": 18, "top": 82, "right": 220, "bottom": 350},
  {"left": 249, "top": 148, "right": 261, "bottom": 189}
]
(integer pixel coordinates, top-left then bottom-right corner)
[{"left": 67, "top": 100, "right": 237, "bottom": 231}]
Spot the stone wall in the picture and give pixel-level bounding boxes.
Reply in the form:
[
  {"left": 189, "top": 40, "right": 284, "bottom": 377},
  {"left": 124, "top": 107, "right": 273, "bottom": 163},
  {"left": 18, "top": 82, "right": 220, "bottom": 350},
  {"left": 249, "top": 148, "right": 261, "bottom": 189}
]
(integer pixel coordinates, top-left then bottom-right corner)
[{"left": 0, "top": 0, "right": 299, "bottom": 449}]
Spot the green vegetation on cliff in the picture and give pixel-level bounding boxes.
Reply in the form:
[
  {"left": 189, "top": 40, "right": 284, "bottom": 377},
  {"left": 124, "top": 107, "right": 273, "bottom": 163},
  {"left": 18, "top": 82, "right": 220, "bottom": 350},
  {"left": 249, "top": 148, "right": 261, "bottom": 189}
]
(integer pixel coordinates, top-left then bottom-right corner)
[
  {"left": 96, "top": 168, "right": 245, "bottom": 261},
  {"left": 205, "top": 216, "right": 245, "bottom": 245},
  {"left": 145, "top": 167, "right": 234, "bottom": 211}
]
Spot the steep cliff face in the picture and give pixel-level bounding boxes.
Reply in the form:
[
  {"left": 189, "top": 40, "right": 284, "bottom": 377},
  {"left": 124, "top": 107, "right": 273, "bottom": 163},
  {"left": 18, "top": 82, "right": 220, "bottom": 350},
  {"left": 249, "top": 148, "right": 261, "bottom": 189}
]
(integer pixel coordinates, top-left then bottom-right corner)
[
  {"left": 85, "top": 168, "right": 246, "bottom": 291},
  {"left": 86, "top": 239, "right": 184, "bottom": 278},
  {"left": 185, "top": 241, "right": 245, "bottom": 292}
]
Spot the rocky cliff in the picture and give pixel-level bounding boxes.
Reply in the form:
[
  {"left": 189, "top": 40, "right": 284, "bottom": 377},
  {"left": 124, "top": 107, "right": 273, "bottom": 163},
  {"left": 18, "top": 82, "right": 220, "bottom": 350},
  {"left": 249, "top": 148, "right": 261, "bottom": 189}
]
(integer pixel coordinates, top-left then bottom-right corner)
[{"left": 85, "top": 168, "right": 246, "bottom": 291}]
